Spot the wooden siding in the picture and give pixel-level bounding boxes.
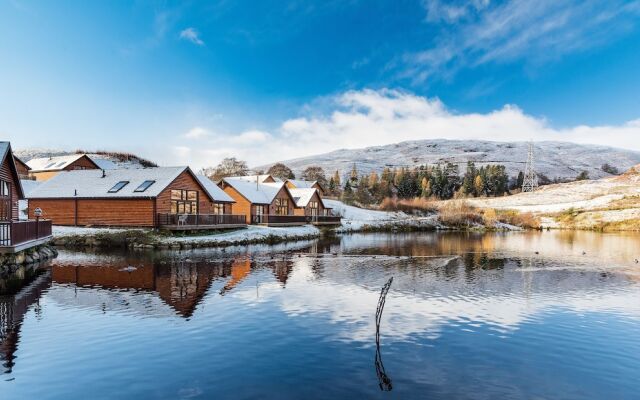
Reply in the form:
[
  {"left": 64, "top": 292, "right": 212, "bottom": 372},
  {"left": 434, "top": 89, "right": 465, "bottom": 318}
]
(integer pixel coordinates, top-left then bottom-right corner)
[
  {"left": 220, "top": 184, "right": 253, "bottom": 224},
  {"left": 156, "top": 170, "right": 221, "bottom": 214},
  {"left": 0, "top": 154, "right": 20, "bottom": 220},
  {"left": 28, "top": 198, "right": 155, "bottom": 226},
  {"left": 13, "top": 157, "right": 30, "bottom": 178},
  {"left": 267, "top": 186, "right": 296, "bottom": 216}
]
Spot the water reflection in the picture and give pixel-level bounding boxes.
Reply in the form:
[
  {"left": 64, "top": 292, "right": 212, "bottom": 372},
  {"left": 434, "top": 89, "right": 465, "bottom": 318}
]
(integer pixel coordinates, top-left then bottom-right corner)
[{"left": 0, "top": 231, "right": 639, "bottom": 399}]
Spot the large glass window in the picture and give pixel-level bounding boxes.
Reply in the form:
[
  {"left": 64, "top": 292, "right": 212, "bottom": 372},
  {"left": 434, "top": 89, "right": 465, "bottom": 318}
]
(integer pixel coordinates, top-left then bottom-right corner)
[
  {"left": 213, "top": 203, "right": 225, "bottom": 215},
  {"left": 308, "top": 201, "right": 319, "bottom": 216},
  {"left": 275, "top": 198, "right": 288, "bottom": 215},
  {"left": 171, "top": 189, "right": 198, "bottom": 214}
]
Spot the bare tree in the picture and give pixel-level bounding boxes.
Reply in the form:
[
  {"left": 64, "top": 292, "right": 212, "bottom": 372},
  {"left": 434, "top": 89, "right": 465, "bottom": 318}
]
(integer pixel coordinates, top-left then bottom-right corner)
[
  {"left": 267, "top": 163, "right": 295, "bottom": 180},
  {"left": 301, "top": 166, "right": 328, "bottom": 187},
  {"left": 202, "top": 157, "right": 249, "bottom": 180}
]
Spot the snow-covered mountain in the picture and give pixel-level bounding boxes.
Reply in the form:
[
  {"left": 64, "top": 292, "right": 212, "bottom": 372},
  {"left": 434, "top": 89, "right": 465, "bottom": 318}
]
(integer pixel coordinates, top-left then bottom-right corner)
[
  {"left": 258, "top": 140, "right": 640, "bottom": 181},
  {"left": 13, "top": 148, "right": 157, "bottom": 169}
]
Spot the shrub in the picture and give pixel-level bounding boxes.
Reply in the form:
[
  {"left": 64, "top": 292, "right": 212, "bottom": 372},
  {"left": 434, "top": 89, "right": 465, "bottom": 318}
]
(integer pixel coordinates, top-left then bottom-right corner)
[
  {"left": 378, "top": 197, "right": 437, "bottom": 214},
  {"left": 437, "top": 201, "right": 483, "bottom": 227}
]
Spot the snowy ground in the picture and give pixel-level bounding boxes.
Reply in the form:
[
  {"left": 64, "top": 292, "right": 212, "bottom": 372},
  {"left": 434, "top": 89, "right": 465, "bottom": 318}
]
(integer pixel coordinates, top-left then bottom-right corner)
[
  {"left": 160, "top": 225, "right": 320, "bottom": 244},
  {"left": 53, "top": 226, "right": 144, "bottom": 237},
  {"left": 326, "top": 199, "right": 439, "bottom": 232}
]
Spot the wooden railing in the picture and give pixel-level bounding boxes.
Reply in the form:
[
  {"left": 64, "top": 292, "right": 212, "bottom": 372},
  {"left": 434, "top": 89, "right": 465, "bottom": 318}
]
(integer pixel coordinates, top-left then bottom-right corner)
[
  {"left": 0, "top": 220, "right": 53, "bottom": 247},
  {"left": 251, "top": 215, "right": 308, "bottom": 224},
  {"left": 309, "top": 215, "right": 342, "bottom": 224},
  {"left": 157, "top": 213, "right": 246, "bottom": 227}
]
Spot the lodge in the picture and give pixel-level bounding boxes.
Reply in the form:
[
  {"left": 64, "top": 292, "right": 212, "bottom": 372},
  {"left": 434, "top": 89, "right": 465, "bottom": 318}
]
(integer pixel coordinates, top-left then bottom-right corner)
[
  {"left": 26, "top": 167, "right": 246, "bottom": 230},
  {"left": 218, "top": 174, "right": 340, "bottom": 226},
  {"left": 0, "top": 142, "right": 53, "bottom": 253},
  {"left": 285, "top": 178, "right": 326, "bottom": 195},
  {"left": 26, "top": 154, "right": 104, "bottom": 181}
]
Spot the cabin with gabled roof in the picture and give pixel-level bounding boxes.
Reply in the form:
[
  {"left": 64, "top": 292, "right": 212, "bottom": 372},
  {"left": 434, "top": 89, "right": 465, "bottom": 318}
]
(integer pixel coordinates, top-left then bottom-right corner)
[
  {"left": 26, "top": 167, "right": 245, "bottom": 230},
  {"left": 285, "top": 179, "right": 325, "bottom": 195},
  {"left": 218, "top": 174, "right": 307, "bottom": 226},
  {"left": 0, "top": 142, "right": 53, "bottom": 253},
  {"left": 26, "top": 154, "right": 101, "bottom": 181},
  {"left": 289, "top": 187, "right": 340, "bottom": 225}
]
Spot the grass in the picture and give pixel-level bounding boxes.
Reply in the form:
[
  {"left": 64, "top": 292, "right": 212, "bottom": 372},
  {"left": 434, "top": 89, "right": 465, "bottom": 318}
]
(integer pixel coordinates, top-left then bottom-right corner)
[
  {"left": 437, "top": 201, "right": 484, "bottom": 228},
  {"left": 378, "top": 197, "right": 438, "bottom": 214}
]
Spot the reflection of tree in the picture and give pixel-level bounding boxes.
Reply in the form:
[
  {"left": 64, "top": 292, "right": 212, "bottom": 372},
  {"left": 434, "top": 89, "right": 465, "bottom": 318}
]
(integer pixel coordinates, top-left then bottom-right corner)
[{"left": 374, "top": 277, "right": 393, "bottom": 391}]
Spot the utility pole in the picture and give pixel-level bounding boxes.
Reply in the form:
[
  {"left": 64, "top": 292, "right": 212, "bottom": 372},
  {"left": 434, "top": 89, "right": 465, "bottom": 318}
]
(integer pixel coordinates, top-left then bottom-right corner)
[{"left": 522, "top": 141, "right": 538, "bottom": 192}]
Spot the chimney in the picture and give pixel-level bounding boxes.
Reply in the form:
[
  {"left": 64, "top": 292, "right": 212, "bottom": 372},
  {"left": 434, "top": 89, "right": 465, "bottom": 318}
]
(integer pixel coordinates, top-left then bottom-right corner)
[{"left": 101, "top": 169, "right": 106, "bottom": 178}]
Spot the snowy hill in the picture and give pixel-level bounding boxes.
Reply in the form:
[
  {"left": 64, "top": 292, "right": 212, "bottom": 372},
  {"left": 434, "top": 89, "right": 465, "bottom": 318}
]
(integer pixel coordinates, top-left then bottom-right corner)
[
  {"left": 258, "top": 139, "right": 640, "bottom": 181},
  {"left": 13, "top": 149, "right": 157, "bottom": 169}
]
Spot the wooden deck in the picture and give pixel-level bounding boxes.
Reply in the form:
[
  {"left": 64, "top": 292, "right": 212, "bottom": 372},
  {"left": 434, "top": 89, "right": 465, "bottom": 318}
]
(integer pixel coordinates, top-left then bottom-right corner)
[
  {"left": 157, "top": 213, "right": 247, "bottom": 231},
  {"left": 0, "top": 220, "right": 53, "bottom": 253}
]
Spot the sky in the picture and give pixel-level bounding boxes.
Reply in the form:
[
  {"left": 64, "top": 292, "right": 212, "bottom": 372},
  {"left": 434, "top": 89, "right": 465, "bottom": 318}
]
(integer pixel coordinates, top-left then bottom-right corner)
[{"left": 1, "top": 0, "right": 640, "bottom": 169}]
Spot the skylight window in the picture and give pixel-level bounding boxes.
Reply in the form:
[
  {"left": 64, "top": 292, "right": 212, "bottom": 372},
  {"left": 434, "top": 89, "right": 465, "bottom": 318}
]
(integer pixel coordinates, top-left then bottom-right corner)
[
  {"left": 44, "top": 162, "right": 57, "bottom": 169},
  {"left": 108, "top": 181, "right": 129, "bottom": 193},
  {"left": 134, "top": 180, "right": 155, "bottom": 192}
]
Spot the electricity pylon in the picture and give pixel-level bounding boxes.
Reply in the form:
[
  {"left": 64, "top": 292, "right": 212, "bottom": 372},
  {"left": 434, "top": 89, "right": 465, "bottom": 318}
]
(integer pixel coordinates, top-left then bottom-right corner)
[{"left": 522, "top": 141, "right": 538, "bottom": 192}]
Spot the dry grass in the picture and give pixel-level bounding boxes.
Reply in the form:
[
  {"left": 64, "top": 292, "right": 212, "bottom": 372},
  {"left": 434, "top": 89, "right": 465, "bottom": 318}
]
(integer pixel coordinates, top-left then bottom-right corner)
[
  {"left": 437, "top": 201, "right": 484, "bottom": 227},
  {"left": 378, "top": 197, "right": 438, "bottom": 214},
  {"left": 495, "top": 209, "right": 541, "bottom": 229}
]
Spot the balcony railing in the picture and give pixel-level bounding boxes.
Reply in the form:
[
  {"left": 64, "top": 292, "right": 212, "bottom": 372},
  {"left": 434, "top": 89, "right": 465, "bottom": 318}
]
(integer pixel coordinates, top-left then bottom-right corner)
[
  {"left": 157, "top": 213, "right": 246, "bottom": 227},
  {"left": 251, "top": 215, "right": 308, "bottom": 225},
  {"left": 308, "top": 215, "right": 342, "bottom": 224},
  {"left": 0, "top": 219, "right": 53, "bottom": 247}
]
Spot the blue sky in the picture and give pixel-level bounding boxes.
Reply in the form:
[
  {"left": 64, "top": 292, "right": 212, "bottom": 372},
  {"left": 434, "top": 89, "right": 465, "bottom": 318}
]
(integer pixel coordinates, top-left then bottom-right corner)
[{"left": 1, "top": 0, "right": 640, "bottom": 168}]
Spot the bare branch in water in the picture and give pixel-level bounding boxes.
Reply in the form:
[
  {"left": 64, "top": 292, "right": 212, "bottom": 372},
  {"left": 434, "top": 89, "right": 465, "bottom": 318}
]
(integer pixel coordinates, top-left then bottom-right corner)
[{"left": 375, "top": 276, "right": 393, "bottom": 391}]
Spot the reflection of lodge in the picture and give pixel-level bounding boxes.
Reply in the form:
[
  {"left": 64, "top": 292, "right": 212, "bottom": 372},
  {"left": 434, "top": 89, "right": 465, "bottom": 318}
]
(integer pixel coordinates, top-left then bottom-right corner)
[{"left": 0, "top": 271, "right": 51, "bottom": 373}]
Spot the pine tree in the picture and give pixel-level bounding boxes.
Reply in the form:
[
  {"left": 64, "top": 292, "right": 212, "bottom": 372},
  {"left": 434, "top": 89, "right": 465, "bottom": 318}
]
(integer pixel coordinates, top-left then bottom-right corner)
[{"left": 474, "top": 175, "right": 484, "bottom": 196}]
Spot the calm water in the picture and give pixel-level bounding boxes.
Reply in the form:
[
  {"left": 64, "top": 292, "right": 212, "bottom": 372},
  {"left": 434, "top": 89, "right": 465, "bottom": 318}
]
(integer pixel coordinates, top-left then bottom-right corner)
[{"left": 1, "top": 231, "right": 640, "bottom": 399}]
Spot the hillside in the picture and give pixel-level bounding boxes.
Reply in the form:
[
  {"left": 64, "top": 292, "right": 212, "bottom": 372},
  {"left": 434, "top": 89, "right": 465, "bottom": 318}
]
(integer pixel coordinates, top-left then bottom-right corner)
[
  {"left": 466, "top": 164, "right": 640, "bottom": 230},
  {"left": 13, "top": 148, "right": 157, "bottom": 169},
  {"left": 258, "top": 139, "right": 640, "bottom": 181}
]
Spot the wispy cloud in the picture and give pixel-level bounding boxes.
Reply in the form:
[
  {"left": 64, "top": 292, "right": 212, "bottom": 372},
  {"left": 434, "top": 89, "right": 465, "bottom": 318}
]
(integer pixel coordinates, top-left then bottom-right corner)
[
  {"left": 184, "top": 127, "right": 211, "bottom": 139},
  {"left": 403, "top": 0, "right": 640, "bottom": 83},
  {"left": 179, "top": 27, "right": 205, "bottom": 46},
  {"left": 170, "top": 88, "right": 640, "bottom": 170}
]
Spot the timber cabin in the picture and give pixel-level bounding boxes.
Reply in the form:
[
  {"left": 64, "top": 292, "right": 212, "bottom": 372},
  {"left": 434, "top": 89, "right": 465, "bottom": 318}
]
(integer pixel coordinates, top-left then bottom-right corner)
[
  {"left": 0, "top": 142, "right": 53, "bottom": 253},
  {"left": 289, "top": 187, "right": 340, "bottom": 225},
  {"left": 13, "top": 157, "right": 31, "bottom": 180},
  {"left": 26, "top": 167, "right": 245, "bottom": 230},
  {"left": 219, "top": 175, "right": 307, "bottom": 226},
  {"left": 26, "top": 154, "right": 101, "bottom": 181},
  {"left": 285, "top": 179, "right": 326, "bottom": 195}
]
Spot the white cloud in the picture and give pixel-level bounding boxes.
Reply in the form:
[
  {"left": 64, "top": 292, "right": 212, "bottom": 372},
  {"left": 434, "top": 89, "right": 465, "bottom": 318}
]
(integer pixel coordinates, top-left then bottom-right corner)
[
  {"left": 179, "top": 27, "right": 205, "bottom": 46},
  {"left": 184, "top": 126, "right": 211, "bottom": 139},
  {"left": 404, "top": 0, "right": 640, "bottom": 83},
  {"left": 170, "top": 88, "right": 640, "bottom": 170}
]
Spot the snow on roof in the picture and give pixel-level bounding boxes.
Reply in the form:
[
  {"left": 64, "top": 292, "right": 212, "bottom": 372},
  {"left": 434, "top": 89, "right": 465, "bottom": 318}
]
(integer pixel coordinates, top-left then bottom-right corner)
[
  {"left": 288, "top": 188, "right": 318, "bottom": 207},
  {"left": 20, "top": 179, "right": 41, "bottom": 196},
  {"left": 26, "top": 154, "right": 92, "bottom": 172},
  {"left": 91, "top": 158, "right": 118, "bottom": 170},
  {"left": 223, "top": 177, "right": 286, "bottom": 204},
  {"left": 27, "top": 167, "right": 206, "bottom": 199},
  {"left": 0, "top": 142, "right": 9, "bottom": 160},
  {"left": 287, "top": 179, "right": 317, "bottom": 189},
  {"left": 231, "top": 174, "right": 277, "bottom": 183},
  {"left": 195, "top": 175, "right": 235, "bottom": 203}
]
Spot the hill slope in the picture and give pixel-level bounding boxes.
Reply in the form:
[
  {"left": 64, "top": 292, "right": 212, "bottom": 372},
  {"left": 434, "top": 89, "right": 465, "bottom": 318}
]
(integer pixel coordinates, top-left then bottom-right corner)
[
  {"left": 259, "top": 139, "right": 640, "bottom": 181},
  {"left": 13, "top": 149, "right": 157, "bottom": 169}
]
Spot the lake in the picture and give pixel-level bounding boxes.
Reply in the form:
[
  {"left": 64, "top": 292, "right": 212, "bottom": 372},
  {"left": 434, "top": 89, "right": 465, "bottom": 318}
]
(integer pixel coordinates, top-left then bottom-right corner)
[{"left": 1, "top": 231, "right": 639, "bottom": 399}]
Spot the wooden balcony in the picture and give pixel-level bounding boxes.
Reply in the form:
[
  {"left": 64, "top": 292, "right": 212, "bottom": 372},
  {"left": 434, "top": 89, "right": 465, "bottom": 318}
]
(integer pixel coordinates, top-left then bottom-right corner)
[
  {"left": 308, "top": 215, "right": 342, "bottom": 226},
  {"left": 0, "top": 219, "right": 53, "bottom": 253},
  {"left": 251, "top": 215, "right": 309, "bottom": 226},
  {"left": 157, "top": 213, "right": 247, "bottom": 231}
]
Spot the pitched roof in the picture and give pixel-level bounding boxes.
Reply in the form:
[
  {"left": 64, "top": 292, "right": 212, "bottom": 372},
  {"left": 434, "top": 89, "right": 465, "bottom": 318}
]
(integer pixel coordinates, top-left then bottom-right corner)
[
  {"left": 287, "top": 179, "right": 317, "bottom": 189},
  {"left": 0, "top": 142, "right": 25, "bottom": 198},
  {"left": 26, "top": 154, "right": 98, "bottom": 172},
  {"left": 13, "top": 156, "right": 31, "bottom": 171},
  {"left": 288, "top": 188, "right": 321, "bottom": 207},
  {"left": 222, "top": 176, "right": 288, "bottom": 204},
  {"left": 27, "top": 167, "right": 214, "bottom": 200},
  {"left": 20, "top": 179, "right": 41, "bottom": 196},
  {"left": 195, "top": 175, "right": 235, "bottom": 203}
]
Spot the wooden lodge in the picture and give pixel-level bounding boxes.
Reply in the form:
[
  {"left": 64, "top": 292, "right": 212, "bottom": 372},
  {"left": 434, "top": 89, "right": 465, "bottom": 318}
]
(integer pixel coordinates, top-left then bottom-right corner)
[
  {"left": 13, "top": 157, "right": 31, "bottom": 180},
  {"left": 0, "top": 142, "right": 53, "bottom": 253},
  {"left": 26, "top": 167, "right": 246, "bottom": 231},
  {"left": 25, "top": 154, "right": 101, "bottom": 181},
  {"left": 219, "top": 175, "right": 306, "bottom": 226},
  {"left": 285, "top": 178, "right": 325, "bottom": 195},
  {"left": 219, "top": 174, "right": 340, "bottom": 226}
]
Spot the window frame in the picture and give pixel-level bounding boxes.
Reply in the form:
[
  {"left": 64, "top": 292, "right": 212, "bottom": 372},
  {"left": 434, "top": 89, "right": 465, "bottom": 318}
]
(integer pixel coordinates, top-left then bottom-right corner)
[
  {"left": 108, "top": 181, "right": 130, "bottom": 193},
  {"left": 134, "top": 180, "right": 156, "bottom": 193}
]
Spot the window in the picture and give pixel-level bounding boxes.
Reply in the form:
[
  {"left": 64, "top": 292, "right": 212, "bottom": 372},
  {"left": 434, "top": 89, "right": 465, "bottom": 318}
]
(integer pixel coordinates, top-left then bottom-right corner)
[
  {"left": 213, "top": 203, "right": 225, "bottom": 215},
  {"left": 134, "top": 180, "right": 156, "bottom": 192},
  {"left": 0, "top": 180, "right": 9, "bottom": 220},
  {"left": 308, "top": 201, "right": 319, "bottom": 216},
  {"left": 254, "top": 205, "right": 264, "bottom": 215},
  {"left": 275, "top": 198, "right": 288, "bottom": 215},
  {"left": 108, "top": 181, "right": 129, "bottom": 193},
  {"left": 170, "top": 189, "right": 198, "bottom": 214}
]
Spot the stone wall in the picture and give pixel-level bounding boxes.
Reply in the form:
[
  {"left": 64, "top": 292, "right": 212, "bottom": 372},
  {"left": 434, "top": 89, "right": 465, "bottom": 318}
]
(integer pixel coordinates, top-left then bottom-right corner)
[{"left": 0, "top": 244, "right": 59, "bottom": 277}]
